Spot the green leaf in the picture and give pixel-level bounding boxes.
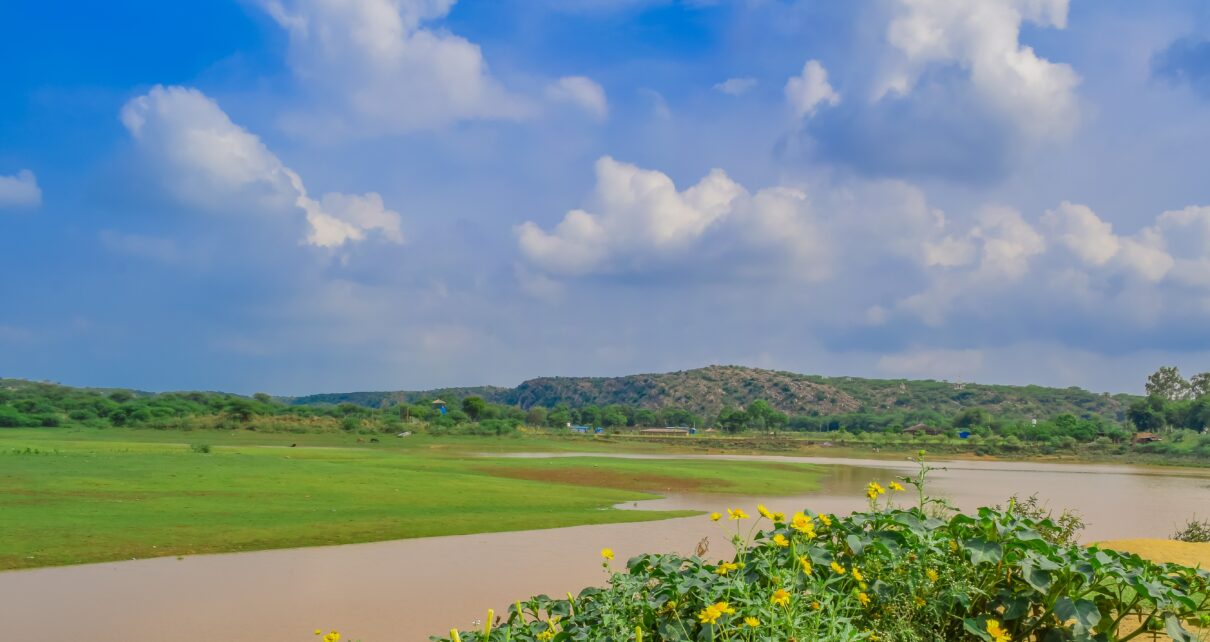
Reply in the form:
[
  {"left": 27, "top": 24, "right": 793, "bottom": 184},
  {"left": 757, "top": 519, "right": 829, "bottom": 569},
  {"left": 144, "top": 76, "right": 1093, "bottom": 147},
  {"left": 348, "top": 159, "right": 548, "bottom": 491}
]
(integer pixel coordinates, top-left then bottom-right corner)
[
  {"left": 1021, "top": 563, "right": 1054, "bottom": 593},
  {"left": 965, "top": 538, "right": 1003, "bottom": 565},
  {"left": 1165, "top": 615, "right": 1197, "bottom": 642},
  {"left": 1054, "top": 597, "right": 1101, "bottom": 629},
  {"left": 963, "top": 617, "right": 992, "bottom": 641}
]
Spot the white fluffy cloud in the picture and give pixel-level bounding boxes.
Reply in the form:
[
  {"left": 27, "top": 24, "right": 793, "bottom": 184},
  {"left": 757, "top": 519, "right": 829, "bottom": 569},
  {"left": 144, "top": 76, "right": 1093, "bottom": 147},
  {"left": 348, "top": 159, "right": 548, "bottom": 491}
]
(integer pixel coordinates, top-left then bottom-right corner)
[
  {"left": 785, "top": 60, "right": 840, "bottom": 118},
  {"left": 121, "top": 85, "right": 403, "bottom": 248},
  {"left": 546, "top": 76, "right": 609, "bottom": 121},
  {"left": 714, "top": 77, "right": 758, "bottom": 96},
  {"left": 515, "top": 157, "right": 933, "bottom": 281},
  {"left": 0, "top": 170, "right": 42, "bottom": 209},
  {"left": 259, "top": 0, "right": 529, "bottom": 135},
  {"left": 878, "top": 0, "right": 1080, "bottom": 139},
  {"left": 516, "top": 157, "right": 745, "bottom": 275},
  {"left": 1044, "top": 202, "right": 1210, "bottom": 285}
]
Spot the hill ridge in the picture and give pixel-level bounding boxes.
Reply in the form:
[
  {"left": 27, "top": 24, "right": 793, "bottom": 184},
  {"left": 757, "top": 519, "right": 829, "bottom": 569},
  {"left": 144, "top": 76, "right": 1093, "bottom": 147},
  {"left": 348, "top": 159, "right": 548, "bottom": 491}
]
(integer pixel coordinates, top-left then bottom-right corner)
[{"left": 289, "top": 364, "right": 1135, "bottom": 421}]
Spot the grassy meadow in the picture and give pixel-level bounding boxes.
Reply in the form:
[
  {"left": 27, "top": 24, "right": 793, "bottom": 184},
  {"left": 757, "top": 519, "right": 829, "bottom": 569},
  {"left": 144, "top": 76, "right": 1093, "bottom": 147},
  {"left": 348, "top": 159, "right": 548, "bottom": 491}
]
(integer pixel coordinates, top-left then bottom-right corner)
[{"left": 0, "top": 427, "right": 825, "bottom": 570}]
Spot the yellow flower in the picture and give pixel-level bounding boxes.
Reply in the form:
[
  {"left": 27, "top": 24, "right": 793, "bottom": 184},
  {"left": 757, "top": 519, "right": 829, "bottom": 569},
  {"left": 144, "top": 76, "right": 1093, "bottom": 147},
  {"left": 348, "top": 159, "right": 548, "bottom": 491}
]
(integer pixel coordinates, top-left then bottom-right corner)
[
  {"left": 772, "top": 534, "right": 790, "bottom": 547},
  {"left": 926, "top": 568, "right": 939, "bottom": 582},
  {"left": 771, "top": 589, "right": 791, "bottom": 607},
  {"left": 857, "top": 592, "right": 871, "bottom": 606},
  {"left": 869, "top": 634, "right": 880, "bottom": 641},
  {"left": 772, "top": 511, "right": 786, "bottom": 522},
  {"left": 601, "top": 548, "right": 614, "bottom": 560},
  {"left": 324, "top": 633, "right": 340, "bottom": 642},
  {"left": 866, "top": 481, "right": 886, "bottom": 500},
  {"left": 449, "top": 631, "right": 460, "bottom": 642},
  {"left": 986, "top": 619, "right": 1011, "bottom": 642},
  {"left": 536, "top": 630, "right": 554, "bottom": 641},
  {"left": 757, "top": 504, "right": 774, "bottom": 519},
  {"left": 798, "top": 556, "right": 813, "bottom": 575},
  {"left": 714, "top": 561, "right": 740, "bottom": 575},
  {"left": 914, "top": 596, "right": 926, "bottom": 607},
  {"left": 811, "top": 600, "right": 822, "bottom": 610},
  {"left": 314, "top": 630, "right": 322, "bottom": 636},
  {"left": 949, "top": 540, "right": 959, "bottom": 552},
  {"left": 744, "top": 617, "right": 761, "bottom": 627},
  {"left": 831, "top": 561, "right": 847, "bottom": 575},
  {"left": 727, "top": 508, "right": 749, "bottom": 520},
  {"left": 889, "top": 481, "right": 906, "bottom": 492},
  {"left": 819, "top": 513, "right": 833, "bottom": 527},
  {"left": 698, "top": 602, "right": 734, "bottom": 624},
  {"left": 852, "top": 567, "right": 864, "bottom": 582},
  {"left": 791, "top": 512, "right": 816, "bottom": 536},
  {"left": 710, "top": 512, "right": 722, "bottom": 521}
]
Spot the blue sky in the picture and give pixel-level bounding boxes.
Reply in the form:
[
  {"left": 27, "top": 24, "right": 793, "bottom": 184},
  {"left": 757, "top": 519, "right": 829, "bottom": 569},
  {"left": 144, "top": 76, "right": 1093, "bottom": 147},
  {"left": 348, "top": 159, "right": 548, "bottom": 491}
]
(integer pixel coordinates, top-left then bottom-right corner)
[{"left": 2, "top": 0, "right": 1210, "bottom": 395}]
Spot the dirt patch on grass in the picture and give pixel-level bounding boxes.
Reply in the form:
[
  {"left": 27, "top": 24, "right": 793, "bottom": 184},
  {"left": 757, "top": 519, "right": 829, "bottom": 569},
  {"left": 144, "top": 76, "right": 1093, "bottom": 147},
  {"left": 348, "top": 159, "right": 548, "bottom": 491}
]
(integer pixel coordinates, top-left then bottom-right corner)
[{"left": 475, "top": 465, "right": 720, "bottom": 493}]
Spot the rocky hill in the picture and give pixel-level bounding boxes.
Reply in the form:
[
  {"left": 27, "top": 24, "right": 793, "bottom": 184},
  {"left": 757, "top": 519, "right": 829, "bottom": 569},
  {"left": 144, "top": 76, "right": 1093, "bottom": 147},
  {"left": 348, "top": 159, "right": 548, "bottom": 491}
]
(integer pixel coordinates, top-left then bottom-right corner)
[{"left": 290, "top": 365, "right": 1136, "bottom": 421}]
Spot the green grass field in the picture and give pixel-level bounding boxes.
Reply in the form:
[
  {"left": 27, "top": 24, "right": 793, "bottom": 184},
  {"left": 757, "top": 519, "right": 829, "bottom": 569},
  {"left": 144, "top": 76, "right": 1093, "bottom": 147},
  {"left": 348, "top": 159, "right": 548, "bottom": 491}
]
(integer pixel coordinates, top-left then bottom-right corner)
[{"left": 0, "top": 428, "right": 824, "bottom": 570}]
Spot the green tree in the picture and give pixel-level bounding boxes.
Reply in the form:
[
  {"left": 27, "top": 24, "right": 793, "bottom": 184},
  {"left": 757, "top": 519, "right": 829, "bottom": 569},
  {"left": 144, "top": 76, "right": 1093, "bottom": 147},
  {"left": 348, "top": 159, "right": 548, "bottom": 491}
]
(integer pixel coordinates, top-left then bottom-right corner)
[
  {"left": 1146, "top": 366, "right": 1191, "bottom": 401},
  {"left": 524, "top": 406, "right": 547, "bottom": 426},
  {"left": 600, "top": 406, "right": 627, "bottom": 428},
  {"left": 1190, "top": 372, "right": 1210, "bottom": 399},
  {"left": 547, "top": 405, "right": 571, "bottom": 428},
  {"left": 461, "top": 397, "right": 487, "bottom": 421},
  {"left": 718, "top": 407, "right": 747, "bottom": 433},
  {"left": 952, "top": 408, "right": 989, "bottom": 429},
  {"left": 1127, "top": 396, "right": 1167, "bottom": 432}
]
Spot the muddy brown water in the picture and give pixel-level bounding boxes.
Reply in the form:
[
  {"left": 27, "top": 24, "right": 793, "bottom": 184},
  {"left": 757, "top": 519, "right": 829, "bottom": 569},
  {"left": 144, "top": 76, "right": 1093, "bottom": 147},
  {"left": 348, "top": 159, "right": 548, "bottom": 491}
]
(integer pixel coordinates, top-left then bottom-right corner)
[{"left": 2, "top": 454, "right": 1209, "bottom": 642}]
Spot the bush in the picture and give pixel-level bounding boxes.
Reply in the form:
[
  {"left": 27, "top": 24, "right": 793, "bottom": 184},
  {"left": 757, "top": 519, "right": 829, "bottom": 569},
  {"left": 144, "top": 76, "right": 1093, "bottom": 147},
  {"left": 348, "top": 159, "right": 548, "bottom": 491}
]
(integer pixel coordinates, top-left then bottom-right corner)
[
  {"left": 1172, "top": 518, "right": 1210, "bottom": 543},
  {"left": 189, "top": 443, "right": 211, "bottom": 454},
  {"left": 435, "top": 461, "right": 1210, "bottom": 642}
]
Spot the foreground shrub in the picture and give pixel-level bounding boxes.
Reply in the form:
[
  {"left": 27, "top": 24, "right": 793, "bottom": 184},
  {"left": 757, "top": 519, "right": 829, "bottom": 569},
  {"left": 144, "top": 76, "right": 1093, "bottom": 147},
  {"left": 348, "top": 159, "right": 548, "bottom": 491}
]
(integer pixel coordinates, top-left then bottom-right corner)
[{"left": 434, "top": 457, "right": 1209, "bottom": 642}]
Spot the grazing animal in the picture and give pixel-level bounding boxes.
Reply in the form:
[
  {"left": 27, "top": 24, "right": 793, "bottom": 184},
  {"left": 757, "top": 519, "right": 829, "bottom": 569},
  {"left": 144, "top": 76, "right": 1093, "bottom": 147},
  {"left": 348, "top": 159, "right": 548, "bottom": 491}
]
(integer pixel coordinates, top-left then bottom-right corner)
[{"left": 290, "top": 443, "right": 296, "bottom": 448}]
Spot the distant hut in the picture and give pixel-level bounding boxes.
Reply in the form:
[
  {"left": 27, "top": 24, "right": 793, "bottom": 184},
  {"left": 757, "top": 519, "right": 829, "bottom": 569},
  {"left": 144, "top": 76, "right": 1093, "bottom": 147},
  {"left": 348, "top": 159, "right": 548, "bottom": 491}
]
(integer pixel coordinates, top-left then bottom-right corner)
[
  {"left": 431, "top": 399, "right": 448, "bottom": 415},
  {"left": 1131, "top": 432, "right": 1162, "bottom": 445},
  {"left": 902, "top": 423, "right": 942, "bottom": 436}
]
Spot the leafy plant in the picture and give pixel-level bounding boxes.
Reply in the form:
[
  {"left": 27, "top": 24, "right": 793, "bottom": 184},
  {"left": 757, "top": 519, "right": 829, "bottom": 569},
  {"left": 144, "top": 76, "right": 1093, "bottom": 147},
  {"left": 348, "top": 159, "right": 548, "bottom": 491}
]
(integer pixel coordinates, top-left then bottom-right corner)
[
  {"left": 433, "top": 459, "right": 1210, "bottom": 642},
  {"left": 996, "top": 493, "right": 1085, "bottom": 547},
  {"left": 1172, "top": 518, "right": 1210, "bottom": 544}
]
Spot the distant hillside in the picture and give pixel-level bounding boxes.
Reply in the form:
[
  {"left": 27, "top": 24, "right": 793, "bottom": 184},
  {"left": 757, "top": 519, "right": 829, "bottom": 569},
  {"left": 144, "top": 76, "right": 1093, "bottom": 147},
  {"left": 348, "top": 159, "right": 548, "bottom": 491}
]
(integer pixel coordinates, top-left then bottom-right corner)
[
  {"left": 288, "top": 365, "right": 1137, "bottom": 421},
  {"left": 290, "top": 386, "right": 511, "bottom": 408}
]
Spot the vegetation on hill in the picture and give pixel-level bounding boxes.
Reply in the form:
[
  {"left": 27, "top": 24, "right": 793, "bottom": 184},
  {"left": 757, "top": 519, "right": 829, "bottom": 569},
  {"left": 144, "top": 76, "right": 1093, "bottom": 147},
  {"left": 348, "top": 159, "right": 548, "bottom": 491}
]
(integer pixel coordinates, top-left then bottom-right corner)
[{"left": 287, "top": 365, "right": 1139, "bottom": 424}]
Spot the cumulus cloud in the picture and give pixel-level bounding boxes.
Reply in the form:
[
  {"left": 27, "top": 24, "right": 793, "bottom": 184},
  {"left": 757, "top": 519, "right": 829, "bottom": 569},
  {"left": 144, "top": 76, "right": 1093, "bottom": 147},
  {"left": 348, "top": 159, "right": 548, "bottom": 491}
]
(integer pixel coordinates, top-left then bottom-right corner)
[
  {"left": 0, "top": 170, "right": 42, "bottom": 209},
  {"left": 516, "top": 157, "right": 935, "bottom": 282},
  {"left": 121, "top": 85, "right": 403, "bottom": 248},
  {"left": 516, "top": 156, "right": 745, "bottom": 275},
  {"left": 879, "top": 0, "right": 1080, "bottom": 139},
  {"left": 259, "top": 0, "right": 529, "bottom": 135},
  {"left": 714, "top": 77, "right": 758, "bottom": 96},
  {"left": 785, "top": 60, "right": 840, "bottom": 118},
  {"left": 546, "top": 76, "right": 609, "bottom": 121}
]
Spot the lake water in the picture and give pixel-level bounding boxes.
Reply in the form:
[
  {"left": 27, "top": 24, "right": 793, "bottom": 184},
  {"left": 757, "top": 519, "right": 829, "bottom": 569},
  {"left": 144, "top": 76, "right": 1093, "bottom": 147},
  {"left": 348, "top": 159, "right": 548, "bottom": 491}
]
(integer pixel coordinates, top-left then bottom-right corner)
[{"left": 2, "top": 454, "right": 1208, "bottom": 642}]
